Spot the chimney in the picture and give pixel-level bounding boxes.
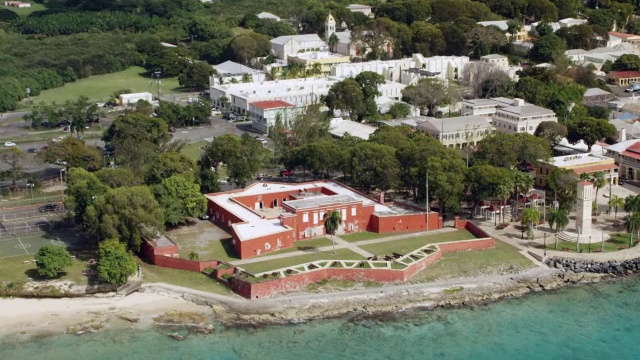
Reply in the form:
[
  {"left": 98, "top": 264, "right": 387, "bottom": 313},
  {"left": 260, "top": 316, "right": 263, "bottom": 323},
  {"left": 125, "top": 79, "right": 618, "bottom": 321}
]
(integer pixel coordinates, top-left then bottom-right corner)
[
  {"left": 378, "top": 192, "right": 385, "bottom": 204},
  {"left": 620, "top": 128, "right": 627, "bottom": 142},
  {"left": 513, "top": 98, "right": 525, "bottom": 106}
]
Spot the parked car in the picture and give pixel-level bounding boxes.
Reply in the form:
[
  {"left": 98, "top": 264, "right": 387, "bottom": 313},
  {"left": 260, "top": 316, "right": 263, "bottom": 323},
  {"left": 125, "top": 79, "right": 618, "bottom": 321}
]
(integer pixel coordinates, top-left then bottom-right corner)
[
  {"left": 259, "top": 138, "right": 268, "bottom": 145},
  {"left": 39, "top": 203, "right": 59, "bottom": 212},
  {"left": 200, "top": 214, "right": 210, "bottom": 220},
  {"left": 280, "top": 169, "right": 295, "bottom": 177},
  {"left": 236, "top": 115, "right": 246, "bottom": 121},
  {"left": 619, "top": 178, "right": 626, "bottom": 185},
  {"left": 4, "top": 142, "right": 16, "bottom": 147},
  {"left": 27, "top": 148, "right": 37, "bottom": 153},
  {"left": 625, "top": 84, "right": 640, "bottom": 92}
]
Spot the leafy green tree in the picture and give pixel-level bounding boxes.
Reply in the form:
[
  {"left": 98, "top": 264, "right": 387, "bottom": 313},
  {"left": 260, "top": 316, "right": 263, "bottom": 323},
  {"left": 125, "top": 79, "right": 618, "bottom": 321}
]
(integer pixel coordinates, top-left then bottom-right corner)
[
  {"left": 551, "top": 0, "right": 581, "bottom": 19},
  {"left": 526, "top": 0, "right": 558, "bottom": 22},
  {"left": 229, "top": 32, "right": 270, "bottom": 64},
  {"left": 200, "top": 134, "right": 269, "bottom": 188},
  {"left": 548, "top": 168, "right": 577, "bottom": 212},
  {"left": 324, "top": 210, "right": 341, "bottom": 255},
  {"left": 401, "top": 78, "right": 457, "bottom": 117},
  {"left": 556, "top": 24, "right": 598, "bottom": 50},
  {"left": 625, "top": 212, "right": 640, "bottom": 247},
  {"left": 567, "top": 117, "right": 616, "bottom": 151},
  {"left": 547, "top": 208, "right": 569, "bottom": 249},
  {"left": 34, "top": 245, "right": 73, "bottom": 278},
  {"left": 348, "top": 142, "right": 399, "bottom": 192},
  {"left": 328, "top": 33, "right": 339, "bottom": 53},
  {"left": 188, "top": 251, "right": 200, "bottom": 260},
  {"left": 427, "top": 152, "right": 467, "bottom": 215},
  {"left": 97, "top": 238, "right": 137, "bottom": 286},
  {"left": 534, "top": 121, "right": 568, "bottom": 148},
  {"left": 535, "top": 22, "right": 554, "bottom": 37},
  {"left": 531, "top": 34, "right": 566, "bottom": 63},
  {"left": 351, "top": 18, "right": 394, "bottom": 60},
  {"left": 386, "top": 102, "right": 412, "bottom": 119},
  {"left": 323, "top": 78, "right": 365, "bottom": 119},
  {"left": 95, "top": 168, "right": 135, "bottom": 188},
  {"left": 468, "top": 26, "right": 507, "bottom": 57},
  {"left": 178, "top": 61, "right": 215, "bottom": 91},
  {"left": 522, "top": 207, "right": 540, "bottom": 239},
  {"left": 474, "top": 132, "right": 552, "bottom": 169},
  {"left": 411, "top": 22, "right": 445, "bottom": 56},
  {"left": 40, "top": 137, "right": 102, "bottom": 171},
  {"left": 611, "top": 54, "right": 640, "bottom": 72},
  {"left": 496, "top": 175, "right": 515, "bottom": 224},
  {"left": 439, "top": 23, "right": 468, "bottom": 56},
  {"left": 85, "top": 186, "right": 164, "bottom": 251},
  {"left": 465, "top": 164, "right": 513, "bottom": 215},
  {"left": 146, "top": 152, "right": 197, "bottom": 185},
  {"left": 154, "top": 175, "right": 207, "bottom": 226},
  {"left": 609, "top": 194, "right": 624, "bottom": 219}
]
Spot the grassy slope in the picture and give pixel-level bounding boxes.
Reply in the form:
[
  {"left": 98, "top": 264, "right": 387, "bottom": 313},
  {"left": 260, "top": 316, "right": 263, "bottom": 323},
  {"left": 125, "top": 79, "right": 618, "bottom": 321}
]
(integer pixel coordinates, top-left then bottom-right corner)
[
  {"left": 239, "top": 248, "right": 364, "bottom": 274},
  {"left": 1, "top": 3, "right": 46, "bottom": 17},
  {"left": 359, "top": 230, "right": 475, "bottom": 256},
  {"left": 24, "top": 66, "right": 181, "bottom": 104},
  {"left": 139, "top": 261, "right": 233, "bottom": 295}
]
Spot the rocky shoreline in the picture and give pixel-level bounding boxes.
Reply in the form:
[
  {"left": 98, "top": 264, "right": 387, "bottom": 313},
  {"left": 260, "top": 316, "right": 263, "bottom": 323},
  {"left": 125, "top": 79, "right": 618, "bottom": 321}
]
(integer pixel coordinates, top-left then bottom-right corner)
[{"left": 546, "top": 257, "right": 640, "bottom": 275}]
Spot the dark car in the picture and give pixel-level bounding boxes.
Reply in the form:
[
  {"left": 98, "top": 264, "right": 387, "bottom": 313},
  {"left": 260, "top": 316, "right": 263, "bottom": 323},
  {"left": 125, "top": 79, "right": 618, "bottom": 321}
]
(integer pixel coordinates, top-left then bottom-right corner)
[
  {"left": 39, "top": 203, "right": 59, "bottom": 212},
  {"left": 27, "top": 148, "right": 37, "bottom": 153}
]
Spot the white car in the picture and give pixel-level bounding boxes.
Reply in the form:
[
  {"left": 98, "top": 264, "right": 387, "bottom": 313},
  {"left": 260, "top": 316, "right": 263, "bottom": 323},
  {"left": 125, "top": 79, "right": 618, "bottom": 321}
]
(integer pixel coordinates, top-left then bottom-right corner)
[{"left": 4, "top": 142, "right": 16, "bottom": 147}]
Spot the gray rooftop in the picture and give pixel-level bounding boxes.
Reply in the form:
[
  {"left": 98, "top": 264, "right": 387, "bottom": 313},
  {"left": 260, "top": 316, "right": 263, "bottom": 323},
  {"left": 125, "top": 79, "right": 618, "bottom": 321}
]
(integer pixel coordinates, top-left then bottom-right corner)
[
  {"left": 418, "top": 115, "right": 492, "bottom": 134},
  {"left": 214, "top": 60, "right": 261, "bottom": 76},
  {"left": 271, "top": 34, "right": 324, "bottom": 45},
  {"left": 464, "top": 98, "right": 500, "bottom": 106},
  {"left": 498, "top": 104, "right": 555, "bottom": 117},
  {"left": 584, "top": 88, "right": 613, "bottom": 97},
  {"left": 284, "top": 194, "right": 360, "bottom": 210},
  {"left": 481, "top": 54, "right": 507, "bottom": 60}
]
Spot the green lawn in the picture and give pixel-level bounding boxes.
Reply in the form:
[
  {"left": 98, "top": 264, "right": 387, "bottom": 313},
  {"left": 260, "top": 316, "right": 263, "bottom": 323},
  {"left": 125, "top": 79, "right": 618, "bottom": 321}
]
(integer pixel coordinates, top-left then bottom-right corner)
[
  {"left": 23, "top": 66, "right": 181, "bottom": 104},
  {"left": 239, "top": 248, "right": 365, "bottom": 274},
  {"left": 341, "top": 231, "right": 421, "bottom": 243},
  {"left": 175, "top": 236, "right": 239, "bottom": 262},
  {"left": 359, "top": 230, "right": 475, "bottom": 256},
  {"left": 0, "top": 194, "right": 64, "bottom": 208},
  {"left": 412, "top": 240, "right": 535, "bottom": 283},
  {"left": 541, "top": 233, "right": 637, "bottom": 253},
  {"left": 180, "top": 141, "right": 209, "bottom": 162},
  {"left": 0, "top": 254, "right": 90, "bottom": 285},
  {"left": 1, "top": 3, "right": 46, "bottom": 17},
  {"left": 254, "top": 237, "right": 335, "bottom": 258},
  {"left": 139, "top": 261, "right": 233, "bottom": 295}
]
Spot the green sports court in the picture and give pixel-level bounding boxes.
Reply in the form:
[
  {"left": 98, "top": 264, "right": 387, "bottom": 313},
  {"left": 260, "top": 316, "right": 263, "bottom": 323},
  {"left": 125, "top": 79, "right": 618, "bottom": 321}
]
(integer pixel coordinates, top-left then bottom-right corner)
[{"left": 0, "top": 230, "right": 86, "bottom": 258}]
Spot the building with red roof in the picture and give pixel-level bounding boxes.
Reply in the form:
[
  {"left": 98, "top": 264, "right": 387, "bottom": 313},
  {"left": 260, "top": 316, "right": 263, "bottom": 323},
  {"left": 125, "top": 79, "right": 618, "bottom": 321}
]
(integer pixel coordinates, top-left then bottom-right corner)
[
  {"left": 248, "top": 100, "right": 299, "bottom": 133},
  {"left": 619, "top": 141, "right": 640, "bottom": 180},
  {"left": 535, "top": 153, "right": 618, "bottom": 187},
  {"left": 607, "top": 71, "right": 640, "bottom": 86}
]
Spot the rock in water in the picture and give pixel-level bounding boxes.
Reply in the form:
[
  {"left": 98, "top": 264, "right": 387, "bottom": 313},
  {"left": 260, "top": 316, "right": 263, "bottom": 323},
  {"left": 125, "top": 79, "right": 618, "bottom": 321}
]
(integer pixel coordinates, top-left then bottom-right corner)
[{"left": 168, "top": 333, "right": 185, "bottom": 341}]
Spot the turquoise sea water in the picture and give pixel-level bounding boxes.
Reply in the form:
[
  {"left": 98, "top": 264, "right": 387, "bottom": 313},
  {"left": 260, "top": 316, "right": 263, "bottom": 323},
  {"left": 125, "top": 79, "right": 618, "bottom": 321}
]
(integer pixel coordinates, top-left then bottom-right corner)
[{"left": 2, "top": 277, "right": 640, "bottom": 360}]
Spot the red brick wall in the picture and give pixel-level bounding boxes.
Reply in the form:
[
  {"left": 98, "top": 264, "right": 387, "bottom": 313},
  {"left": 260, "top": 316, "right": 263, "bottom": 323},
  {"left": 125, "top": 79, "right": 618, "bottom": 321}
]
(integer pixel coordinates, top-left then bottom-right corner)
[
  {"left": 233, "top": 187, "right": 325, "bottom": 211},
  {"left": 371, "top": 212, "right": 442, "bottom": 233},
  {"left": 454, "top": 218, "right": 492, "bottom": 239},
  {"left": 438, "top": 238, "right": 495, "bottom": 252},
  {"left": 231, "top": 251, "right": 443, "bottom": 299},
  {"left": 237, "top": 228, "right": 296, "bottom": 258},
  {"left": 153, "top": 256, "right": 219, "bottom": 272}
]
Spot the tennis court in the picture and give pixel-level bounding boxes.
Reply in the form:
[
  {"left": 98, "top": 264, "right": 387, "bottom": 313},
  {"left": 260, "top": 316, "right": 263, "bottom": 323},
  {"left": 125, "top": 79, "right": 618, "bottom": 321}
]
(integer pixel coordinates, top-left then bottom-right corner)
[{"left": 0, "top": 229, "right": 86, "bottom": 258}]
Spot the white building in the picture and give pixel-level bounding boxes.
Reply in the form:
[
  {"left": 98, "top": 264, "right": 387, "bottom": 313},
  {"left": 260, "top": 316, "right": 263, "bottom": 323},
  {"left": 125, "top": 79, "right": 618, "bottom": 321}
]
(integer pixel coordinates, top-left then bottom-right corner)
[
  {"left": 565, "top": 43, "right": 639, "bottom": 70},
  {"left": 346, "top": 4, "right": 373, "bottom": 17},
  {"left": 210, "top": 76, "right": 405, "bottom": 114},
  {"left": 461, "top": 97, "right": 557, "bottom": 135},
  {"left": 329, "top": 118, "right": 376, "bottom": 140},
  {"left": 4, "top": 1, "right": 31, "bottom": 7},
  {"left": 480, "top": 54, "right": 509, "bottom": 71},
  {"left": 119, "top": 92, "right": 153, "bottom": 106},
  {"left": 271, "top": 34, "right": 328, "bottom": 60},
  {"left": 417, "top": 115, "right": 494, "bottom": 149},
  {"left": 248, "top": 100, "right": 300, "bottom": 133},
  {"left": 257, "top": 12, "right": 281, "bottom": 21},
  {"left": 212, "top": 61, "right": 266, "bottom": 85},
  {"left": 492, "top": 98, "right": 557, "bottom": 134},
  {"left": 559, "top": 18, "right": 588, "bottom": 28},
  {"left": 330, "top": 54, "right": 468, "bottom": 84}
]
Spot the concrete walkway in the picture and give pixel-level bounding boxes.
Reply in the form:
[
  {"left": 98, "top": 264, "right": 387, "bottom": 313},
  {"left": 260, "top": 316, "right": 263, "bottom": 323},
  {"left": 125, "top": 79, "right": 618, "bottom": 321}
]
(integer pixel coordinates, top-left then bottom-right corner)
[{"left": 332, "top": 235, "right": 374, "bottom": 257}]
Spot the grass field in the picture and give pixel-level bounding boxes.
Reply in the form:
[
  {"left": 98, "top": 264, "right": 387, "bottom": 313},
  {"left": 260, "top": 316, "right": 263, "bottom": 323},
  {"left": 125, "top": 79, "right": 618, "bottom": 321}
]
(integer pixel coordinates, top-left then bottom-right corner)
[
  {"left": 139, "top": 261, "right": 233, "bottom": 295},
  {"left": 0, "top": 254, "right": 91, "bottom": 284},
  {"left": 240, "top": 248, "right": 365, "bottom": 274},
  {"left": 540, "top": 233, "right": 637, "bottom": 253},
  {"left": 180, "top": 141, "right": 208, "bottom": 162},
  {"left": 359, "top": 230, "right": 475, "bottom": 256},
  {"left": 23, "top": 66, "right": 181, "bottom": 104},
  {"left": 1, "top": 3, "right": 46, "bottom": 17},
  {"left": 412, "top": 240, "right": 535, "bottom": 283},
  {"left": 341, "top": 231, "right": 421, "bottom": 243},
  {"left": 0, "top": 229, "right": 86, "bottom": 258}
]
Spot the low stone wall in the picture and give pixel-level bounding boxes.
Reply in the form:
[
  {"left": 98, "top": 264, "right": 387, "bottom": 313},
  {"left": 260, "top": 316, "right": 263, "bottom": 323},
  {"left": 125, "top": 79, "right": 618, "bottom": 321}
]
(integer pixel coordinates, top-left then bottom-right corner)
[
  {"left": 546, "top": 257, "right": 640, "bottom": 275},
  {"left": 152, "top": 255, "right": 219, "bottom": 273},
  {"left": 438, "top": 238, "right": 494, "bottom": 252}
]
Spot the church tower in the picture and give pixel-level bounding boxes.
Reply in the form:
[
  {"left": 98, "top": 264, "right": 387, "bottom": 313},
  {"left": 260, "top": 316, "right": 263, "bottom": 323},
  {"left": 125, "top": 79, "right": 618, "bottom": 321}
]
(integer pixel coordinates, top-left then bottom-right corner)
[{"left": 325, "top": 13, "right": 336, "bottom": 40}]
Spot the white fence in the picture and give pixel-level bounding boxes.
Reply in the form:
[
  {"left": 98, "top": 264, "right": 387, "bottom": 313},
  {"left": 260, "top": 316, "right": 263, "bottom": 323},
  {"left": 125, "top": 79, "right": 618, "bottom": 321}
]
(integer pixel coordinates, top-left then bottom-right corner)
[{"left": 0, "top": 223, "right": 52, "bottom": 237}]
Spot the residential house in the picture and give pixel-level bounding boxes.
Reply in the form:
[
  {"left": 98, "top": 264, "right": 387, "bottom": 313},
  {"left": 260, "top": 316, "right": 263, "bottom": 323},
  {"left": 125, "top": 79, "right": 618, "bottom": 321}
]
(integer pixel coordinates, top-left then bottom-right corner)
[
  {"left": 607, "top": 71, "right": 640, "bottom": 86},
  {"left": 416, "top": 115, "right": 494, "bottom": 149},
  {"left": 248, "top": 100, "right": 300, "bottom": 133},
  {"left": 582, "top": 87, "right": 615, "bottom": 106}
]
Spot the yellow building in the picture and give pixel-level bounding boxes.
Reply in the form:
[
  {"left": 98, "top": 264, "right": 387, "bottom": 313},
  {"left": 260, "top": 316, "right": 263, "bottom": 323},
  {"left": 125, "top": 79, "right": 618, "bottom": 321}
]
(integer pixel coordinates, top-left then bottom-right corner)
[
  {"left": 287, "top": 52, "right": 351, "bottom": 74},
  {"left": 535, "top": 153, "right": 618, "bottom": 187}
]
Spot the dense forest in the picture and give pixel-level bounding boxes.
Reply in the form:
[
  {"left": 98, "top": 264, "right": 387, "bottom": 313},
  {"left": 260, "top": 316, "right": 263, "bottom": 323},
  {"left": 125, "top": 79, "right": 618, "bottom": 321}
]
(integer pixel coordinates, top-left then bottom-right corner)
[{"left": 0, "top": 0, "right": 639, "bottom": 111}]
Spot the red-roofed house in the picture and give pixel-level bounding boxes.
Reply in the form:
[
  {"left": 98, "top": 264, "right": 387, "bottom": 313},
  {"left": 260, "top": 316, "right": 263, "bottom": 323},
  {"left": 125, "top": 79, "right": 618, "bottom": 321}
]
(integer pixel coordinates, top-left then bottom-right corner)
[
  {"left": 609, "top": 32, "right": 640, "bottom": 47},
  {"left": 607, "top": 71, "right": 640, "bottom": 86},
  {"left": 619, "top": 142, "right": 640, "bottom": 180},
  {"left": 249, "top": 100, "right": 300, "bottom": 133}
]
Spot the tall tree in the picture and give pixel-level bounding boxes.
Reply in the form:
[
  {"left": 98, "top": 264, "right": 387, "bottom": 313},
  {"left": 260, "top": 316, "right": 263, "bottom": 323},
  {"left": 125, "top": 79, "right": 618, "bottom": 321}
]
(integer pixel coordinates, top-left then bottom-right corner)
[
  {"left": 611, "top": 54, "right": 640, "bottom": 72},
  {"left": 547, "top": 208, "right": 569, "bottom": 249},
  {"left": 153, "top": 175, "right": 207, "bottom": 226},
  {"left": 534, "top": 121, "right": 568, "bottom": 149},
  {"left": 548, "top": 168, "right": 577, "bottom": 212},
  {"left": 323, "top": 78, "right": 365, "bottom": 119},
  {"left": 97, "top": 238, "right": 137, "bottom": 286},
  {"left": 401, "top": 78, "right": 457, "bottom": 117},
  {"left": 34, "top": 245, "right": 73, "bottom": 278},
  {"left": 530, "top": 34, "right": 566, "bottom": 63},
  {"left": 348, "top": 142, "right": 399, "bottom": 192},
  {"left": 40, "top": 137, "right": 102, "bottom": 171},
  {"left": 324, "top": 210, "right": 341, "bottom": 255},
  {"left": 178, "top": 61, "right": 215, "bottom": 91},
  {"left": 609, "top": 194, "right": 624, "bottom": 220},
  {"left": 567, "top": 117, "right": 616, "bottom": 151},
  {"left": 0, "top": 147, "right": 24, "bottom": 188}
]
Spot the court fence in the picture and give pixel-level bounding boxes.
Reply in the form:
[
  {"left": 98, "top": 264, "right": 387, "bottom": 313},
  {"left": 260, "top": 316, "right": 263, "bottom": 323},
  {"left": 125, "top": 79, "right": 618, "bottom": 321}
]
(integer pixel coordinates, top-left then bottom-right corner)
[{"left": 0, "top": 223, "right": 52, "bottom": 238}]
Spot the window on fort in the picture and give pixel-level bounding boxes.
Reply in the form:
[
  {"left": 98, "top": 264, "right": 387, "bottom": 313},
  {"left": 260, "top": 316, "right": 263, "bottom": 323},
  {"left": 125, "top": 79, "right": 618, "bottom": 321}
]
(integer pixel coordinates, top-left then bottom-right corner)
[
  {"left": 303, "top": 213, "right": 309, "bottom": 222},
  {"left": 265, "top": 243, "right": 271, "bottom": 250},
  {"left": 351, "top": 207, "right": 356, "bottom": 216},
  {"left": 319, "top": 211, "right": 325, "bottom": 220},
  {"left": 313, "top": 213, "right": 318, "bottom": 224}
]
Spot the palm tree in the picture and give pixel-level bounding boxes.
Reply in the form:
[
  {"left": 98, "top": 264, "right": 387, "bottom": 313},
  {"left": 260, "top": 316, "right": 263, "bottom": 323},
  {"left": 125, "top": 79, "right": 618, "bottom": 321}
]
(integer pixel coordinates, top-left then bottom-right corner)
[
  {"left": 496, "top": 181, "right": 513, "bottom": 225},
  {"left": 512, "top": 171, "right": 534, "bottom": 221},
  {"left": 324, "top": 210, "right": 342, "bottom": 255},
  {"left": 624, "top": 212, "right": 640, "bottom": 247},
  {"left": 188, "top": 251, "right": 199, "bottom": 261},
  {"left": 328, "top": 33, "right": 339, "bottom": 53},
  {"left": 547, "top": 208, "right": 569, "bottom": 250},
  {"left": 624, "top": 194, "right": 640, "bottom": 215},
  {"left": 592, "top": 171, "right": 606, "bottom": 199},
  {"left": 522, "top": 207, "right": 540, "bottom": 239},
  {"left": 609, "top": 194, "right": 624, "bottom": 220}
]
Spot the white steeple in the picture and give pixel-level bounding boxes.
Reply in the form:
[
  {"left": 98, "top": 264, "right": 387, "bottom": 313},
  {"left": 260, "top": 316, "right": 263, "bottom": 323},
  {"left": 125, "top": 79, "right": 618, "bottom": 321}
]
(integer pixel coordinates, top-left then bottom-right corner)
[{"left": 325, "top": 12, "right": 336, "bottom": 40}]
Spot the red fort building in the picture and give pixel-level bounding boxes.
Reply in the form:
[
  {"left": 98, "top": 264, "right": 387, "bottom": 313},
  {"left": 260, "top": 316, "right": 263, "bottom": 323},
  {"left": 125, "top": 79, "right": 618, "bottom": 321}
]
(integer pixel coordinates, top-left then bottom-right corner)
[{"left": 206, "top": 181, "right": 442, "bottom": 259}]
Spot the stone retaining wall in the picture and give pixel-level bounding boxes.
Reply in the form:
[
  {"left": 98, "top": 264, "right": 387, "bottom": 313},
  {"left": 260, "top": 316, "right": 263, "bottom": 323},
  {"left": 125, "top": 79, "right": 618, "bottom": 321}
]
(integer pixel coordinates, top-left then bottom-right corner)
[{"left": 546, "top": 257, "right": 640, "bottom": 275}]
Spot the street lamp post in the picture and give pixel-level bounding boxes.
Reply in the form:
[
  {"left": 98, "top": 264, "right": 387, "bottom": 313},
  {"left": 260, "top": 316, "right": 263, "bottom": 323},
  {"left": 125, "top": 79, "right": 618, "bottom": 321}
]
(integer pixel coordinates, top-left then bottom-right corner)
[
  {"left": 544, "top": 232, "right": 547, "bottom": 257},
  {"left": 26, "top": 183, "right": 34, "bottom": 204}
]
